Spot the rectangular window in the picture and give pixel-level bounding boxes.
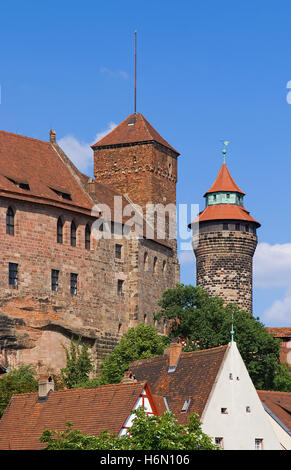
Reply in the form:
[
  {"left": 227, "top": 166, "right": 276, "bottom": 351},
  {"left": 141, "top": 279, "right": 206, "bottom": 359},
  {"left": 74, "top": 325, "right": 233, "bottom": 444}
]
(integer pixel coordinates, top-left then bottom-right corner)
[
  {"left": 221, "top": 407, "right": 228, "bottom": 414},
  {"left": 255, "top": 439, "right": 263, "bottom": 450},
  {"left": 51, "top": 269, "right": 59, "bottom": 292},
  {"left": 117, "top": 279, "right": 124, "bottom": 296},
  {"left": 223, "top": 223, "right": 228, "bottom": 230},
  {"left": 115, "top": 244, "right": 122, "bottom": 259},
  {"left": 235, "top": 223, "right": 240, "bottom": 231},
  {"left": 215, "top": 437, "right": 224, "bottom": 449},
  {"left": 70, "top": 273, "right": 78, "bottom": 295},
  {"left": 9, "top": 263, "right": 18, "bottom": 288}
]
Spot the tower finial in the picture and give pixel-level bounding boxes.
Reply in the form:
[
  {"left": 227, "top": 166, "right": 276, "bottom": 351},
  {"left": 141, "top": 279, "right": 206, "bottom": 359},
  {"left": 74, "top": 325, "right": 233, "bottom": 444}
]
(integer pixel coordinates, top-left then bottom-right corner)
[
  {"left": 221, "top": 140, "right": 230, "bottom": 164},
  {"left": 134, "top": 30, "right": 137, "bottom": 114}
]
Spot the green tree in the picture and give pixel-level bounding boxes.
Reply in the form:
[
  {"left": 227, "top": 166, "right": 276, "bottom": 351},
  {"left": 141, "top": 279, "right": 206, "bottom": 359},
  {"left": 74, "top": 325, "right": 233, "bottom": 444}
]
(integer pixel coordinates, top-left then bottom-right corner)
[
  {"left": 61, "top": 338, "right": 94, "bottom": 389},
  {"left": 97, "top": 324, "right": 169, "bottom": 385},
  {"left": 0, "top": 365, "right": 38, "bottom": 417},
  {"left": 155, "top": 284, "right": 284, "bottom": 391},
  {"left": 40, "top": 408, "right": 218, "bottom": 450}
]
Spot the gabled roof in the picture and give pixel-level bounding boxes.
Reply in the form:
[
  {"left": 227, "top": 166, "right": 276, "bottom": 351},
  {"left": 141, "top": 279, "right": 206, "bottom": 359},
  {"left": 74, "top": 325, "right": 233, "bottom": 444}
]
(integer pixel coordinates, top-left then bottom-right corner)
[
  {"left": 0, "top": 381, "right": 152, "bottom": 450},
  {"left": 91, "top": 113, "right": 179, "bottom": 155},
  {"left": 0, "top": 130, "right": 96, "bottom": 215},
  {"left": 257, "top": 390, "right": 291, "bottom": 433},
  {"left": 204, "top": 163, "right": 245, "bottom": 196},
  {"left": 130, "top": 344, "right": 228, "bottom": 424},
  {"left": 189, "top": 203, "right": 261, "bottom": 227}
]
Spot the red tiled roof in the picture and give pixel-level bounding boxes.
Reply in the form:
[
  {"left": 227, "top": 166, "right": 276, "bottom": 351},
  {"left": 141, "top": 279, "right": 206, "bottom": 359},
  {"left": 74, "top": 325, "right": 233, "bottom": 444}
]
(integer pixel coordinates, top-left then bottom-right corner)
[
  {"left": 130, "top": 344, "right": 228, "bottom": 425},
  {"left": 0, "top": 130, "right": 95, "bottom": 215},
  {"left": 266, "top": 328, "right": 291, "bottom": 338},
  {"left": 257, "top": 390, "right": 291, "bottom": 432},
  {"left": 204, "top": 163, "right": 245, "bottom": 196},
  {"left": 91, "top": 113, "right": 179, "bottom": 155},
  {"left": 0, "top": 381, "right": 150, "bottom": 450},
  {"left": 190, "top": 204, "right": 261, "bottom": 226}
]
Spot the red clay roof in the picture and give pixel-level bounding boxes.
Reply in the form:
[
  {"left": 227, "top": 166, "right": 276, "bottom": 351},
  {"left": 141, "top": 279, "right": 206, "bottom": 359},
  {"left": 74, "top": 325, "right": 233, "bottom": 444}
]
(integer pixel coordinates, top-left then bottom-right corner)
[
  {"left": 266, "top": 328, "right": 291, "bottom": 338},
  {"left": 130, "top": 344, "right": 228, "bottom": 425},
  {"left": 204, "top": 163, "right": 245, "bottom": 196},
  {"left": 0, "top": 130, "right": 95, "bottom": 215},
  {"left": 91, "top": 113, "right": 179, "bottom": 155},
  {"left": 0, "top": 381, "right": 151, "bottom": 450},
  {"left": 257, "top": 390, "right": 291, "bottom": 432},
  {"left": 190, "top": 204, "right": 261, "bottom": 226}
]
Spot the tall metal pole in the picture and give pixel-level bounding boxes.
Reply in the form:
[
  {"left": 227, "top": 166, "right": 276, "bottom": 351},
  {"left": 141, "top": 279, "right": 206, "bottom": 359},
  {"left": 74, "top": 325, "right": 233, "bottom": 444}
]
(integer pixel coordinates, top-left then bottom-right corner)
[{"left": 134, "top": 30, "right": 137, "bottom": 114}]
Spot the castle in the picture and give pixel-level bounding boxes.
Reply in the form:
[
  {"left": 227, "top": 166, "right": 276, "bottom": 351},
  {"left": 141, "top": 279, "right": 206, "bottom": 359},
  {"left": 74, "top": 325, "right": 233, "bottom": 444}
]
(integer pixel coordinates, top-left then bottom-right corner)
[
  {"left": 0, "top": 113, "right": 179, "bottom": 374},
  {"left": 0, "top": 112, "right": 289, "bottom": 375}
]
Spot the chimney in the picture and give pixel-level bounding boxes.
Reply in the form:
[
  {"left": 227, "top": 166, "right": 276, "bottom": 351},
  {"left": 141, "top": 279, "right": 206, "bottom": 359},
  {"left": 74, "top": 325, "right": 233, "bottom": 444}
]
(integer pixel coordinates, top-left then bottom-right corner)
[
  {"left": 122, "top": 370, "right": 137, "bottom": 383},
  {"left": 168, "top": 339, "right": 182, "bottom": 373},
  {"left": 87, "top": 177, "right": 96, "bottom": 194},
  {"left": 38, "top": 375, "right": 55, "bottom": 400},
  {"left": 49, "top": 129, "right": 56, "bottom": 143}
]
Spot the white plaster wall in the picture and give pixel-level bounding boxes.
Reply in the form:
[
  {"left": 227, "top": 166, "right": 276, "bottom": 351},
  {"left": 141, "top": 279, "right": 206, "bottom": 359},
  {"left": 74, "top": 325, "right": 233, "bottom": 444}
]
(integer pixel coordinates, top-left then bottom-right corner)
[
  {"left": 201, "top": 342, "right": 282, "bottom": 450},
  {"left": 264, "top": 412, "right": 291, "bottom": 450}
]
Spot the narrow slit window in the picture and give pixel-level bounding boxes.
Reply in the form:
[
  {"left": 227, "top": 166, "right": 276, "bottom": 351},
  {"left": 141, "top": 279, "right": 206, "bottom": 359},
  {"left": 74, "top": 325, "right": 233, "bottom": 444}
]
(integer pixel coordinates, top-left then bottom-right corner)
[
  {"left": 70, "top": 273, "right": 78, "bottom": 295},
  {"left": 57, "top": 217, "right": 63, "bottom": 244},
  {"left": 6, "top": 207, "right": 15, "bottom": 235},
  {"left": 51, "top": 269, "right": 59, "bottom": 292},
  {"left": 9, "top": 263, "right": 18, "bottom": 288},
  {"left": 71, "top": 221, "right": 77, "bottom": 247},
  {"left": 117, "top": 279, "right": 124, "bottom": 296},
  {"left": 85, "top": 224, "right": 91, "bottom": 250},
  {"left": 115, "top": 244, "right": 122, "bottom": 259}
]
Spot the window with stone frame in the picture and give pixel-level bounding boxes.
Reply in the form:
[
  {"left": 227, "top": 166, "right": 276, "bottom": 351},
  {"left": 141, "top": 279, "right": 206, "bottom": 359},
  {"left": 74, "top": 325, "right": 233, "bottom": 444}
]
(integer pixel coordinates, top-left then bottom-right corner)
[
  {"left": 9, "top": 263, "right": 18, "bottom": 288},
  {"left": 51, "top": 269, "right": 59, "bottom": 292},
  {"left": 70, "top": 273, "right": 78, "bottom": 295},
  {"left": 115, "top": 243, "right": 122, "bottom": 259},
  {"left": 6, "top": 207, "right": 15, "bottom": 235},
  {"left": 57, "top": 217, "right": 63, "bottom": 244},
  {"left": 117, "top": 279, "right": 124, "bottom": 296},
  {"left": 71, "top": 221, "right": 77, "bottom": 247},
  {"left": 85, "top": 223, "right": 91, "bottom": 250}
]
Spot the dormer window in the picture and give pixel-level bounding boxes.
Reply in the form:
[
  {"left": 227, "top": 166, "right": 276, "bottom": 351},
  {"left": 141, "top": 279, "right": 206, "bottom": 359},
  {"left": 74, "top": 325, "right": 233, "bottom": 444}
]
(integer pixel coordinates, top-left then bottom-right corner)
[
  {"left": 50, "top": 187, "right": 72, "bottom": 201},
  {"left": 7, "top": 177, "right": 30, "bottom": 191}
]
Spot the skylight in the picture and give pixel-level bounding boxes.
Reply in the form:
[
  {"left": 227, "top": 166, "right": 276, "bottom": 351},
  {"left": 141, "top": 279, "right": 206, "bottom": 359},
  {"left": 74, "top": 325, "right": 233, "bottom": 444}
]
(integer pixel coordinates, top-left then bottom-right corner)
[{"left": 7, "top": 177, "right": 30, "bottom": 191}]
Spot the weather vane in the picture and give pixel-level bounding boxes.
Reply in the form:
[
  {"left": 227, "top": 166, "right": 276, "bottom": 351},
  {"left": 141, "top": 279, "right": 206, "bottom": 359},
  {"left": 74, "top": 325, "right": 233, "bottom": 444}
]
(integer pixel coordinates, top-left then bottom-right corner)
[{"left": 221, "top": 140, "right": 230, "bottom": 164}]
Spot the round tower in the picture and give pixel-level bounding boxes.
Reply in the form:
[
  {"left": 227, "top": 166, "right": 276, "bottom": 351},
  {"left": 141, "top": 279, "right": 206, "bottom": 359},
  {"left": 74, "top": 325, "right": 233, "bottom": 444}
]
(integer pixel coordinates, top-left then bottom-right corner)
[{"left": 190, "top": 158, "right": 260, "bottom": 315}]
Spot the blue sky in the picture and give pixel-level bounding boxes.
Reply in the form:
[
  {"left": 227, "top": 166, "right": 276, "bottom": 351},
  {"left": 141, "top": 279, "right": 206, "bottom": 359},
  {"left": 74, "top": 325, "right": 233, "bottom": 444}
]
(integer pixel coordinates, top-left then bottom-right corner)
[{"left": 1, "top": 0, "right": 291, "bottom": 326}]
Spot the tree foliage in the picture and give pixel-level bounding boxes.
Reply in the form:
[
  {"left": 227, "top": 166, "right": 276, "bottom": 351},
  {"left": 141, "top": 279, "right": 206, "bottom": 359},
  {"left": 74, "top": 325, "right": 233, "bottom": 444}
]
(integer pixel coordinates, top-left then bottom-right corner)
[
  {"left": 40, "top": 408, "right": 218, "bottom": 450},
  {"left": 155, "top": 284, "right": 285, "bottom": 391},
  {"left": 97, "top": 324, "right": 168, "bottom": 385},
  {"left": 0, "top": 365, "right": 38, "bottom": 417},
  {"left": 61, "top": 338, "right": 94, "bottom": 389}
]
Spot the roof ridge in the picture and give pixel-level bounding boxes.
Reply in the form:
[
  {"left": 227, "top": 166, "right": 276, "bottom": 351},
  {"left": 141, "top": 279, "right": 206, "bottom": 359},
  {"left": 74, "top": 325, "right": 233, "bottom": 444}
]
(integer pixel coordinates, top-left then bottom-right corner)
[{"left": 0, "top": 129, "right": 50, "bottom": 145}]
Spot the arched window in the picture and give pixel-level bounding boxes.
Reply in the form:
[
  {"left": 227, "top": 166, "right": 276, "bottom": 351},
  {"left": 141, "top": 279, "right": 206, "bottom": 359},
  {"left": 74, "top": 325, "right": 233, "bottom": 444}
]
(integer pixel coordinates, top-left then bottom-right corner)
[
  {"left": 85, "top": 223, "right": 91, "bottom": 250},
  {"left": 6, "top": 207, "right": 15, "bottom": 235},
  {"left": 57, "top": 217, "right": 63, "bottom": 244},
  {"left": 162, "top": 260, "right": 167, "bottom": 273},
  {"left": 71, "top": 221, "right": 77, "bottom": 247},
  {"left": 144, "top": 252, "right": 149, "bottom": 271},
  {"left": 153, "top": 257, "right": 158, "bottom": 273}
]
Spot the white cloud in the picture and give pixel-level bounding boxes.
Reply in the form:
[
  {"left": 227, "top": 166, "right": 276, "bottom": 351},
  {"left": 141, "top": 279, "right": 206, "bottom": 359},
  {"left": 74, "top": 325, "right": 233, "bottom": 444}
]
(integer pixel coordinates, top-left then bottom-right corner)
[
  {"left": 100, "top": 67, "right": 129, "bottom": 80},
  {"left": 254, "top": 242, "right": 291, "bottom": 324},
  {"left": 58, "top": 122, "right": 117, "bottom": 175},
  {"left": 263, "top": 289, "right": 291, "bottom": 324},
  {"left": 253, "top": 242, "right": 291, "bottom": 288}
]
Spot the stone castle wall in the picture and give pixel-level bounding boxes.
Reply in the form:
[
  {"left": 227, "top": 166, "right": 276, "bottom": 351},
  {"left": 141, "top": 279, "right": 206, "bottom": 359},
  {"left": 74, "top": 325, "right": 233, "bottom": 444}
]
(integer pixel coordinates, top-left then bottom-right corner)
[{"left": 0, "top": 196, "right": 178, "bottom": 374}]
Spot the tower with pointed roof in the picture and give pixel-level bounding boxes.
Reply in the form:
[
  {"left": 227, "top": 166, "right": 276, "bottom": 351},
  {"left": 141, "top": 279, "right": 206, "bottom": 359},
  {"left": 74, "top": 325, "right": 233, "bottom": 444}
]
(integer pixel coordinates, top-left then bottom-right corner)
[
  {"left": 190, "top": 161, "right": 260, "bottom": 315},
  {"left": 92, "top": 113, "right": 179, "bottom": 213}
]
